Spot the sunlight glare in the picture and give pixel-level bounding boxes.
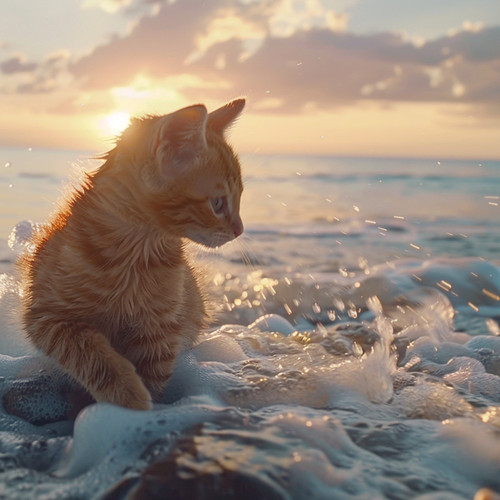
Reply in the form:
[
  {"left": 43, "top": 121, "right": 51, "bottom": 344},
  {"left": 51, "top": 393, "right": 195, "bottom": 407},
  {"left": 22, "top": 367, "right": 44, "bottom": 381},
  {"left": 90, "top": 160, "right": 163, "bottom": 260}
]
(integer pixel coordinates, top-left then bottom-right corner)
[{"left": 98, "top": 111, "right": 131, "bottom": 137}]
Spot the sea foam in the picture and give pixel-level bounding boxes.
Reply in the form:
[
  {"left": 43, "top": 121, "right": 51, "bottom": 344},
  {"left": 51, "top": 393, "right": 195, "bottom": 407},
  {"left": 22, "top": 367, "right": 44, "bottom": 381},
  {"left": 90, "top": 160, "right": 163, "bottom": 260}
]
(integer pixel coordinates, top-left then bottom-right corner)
[{"left": 1, "top": 246, "right": 500, "bottom": 498}]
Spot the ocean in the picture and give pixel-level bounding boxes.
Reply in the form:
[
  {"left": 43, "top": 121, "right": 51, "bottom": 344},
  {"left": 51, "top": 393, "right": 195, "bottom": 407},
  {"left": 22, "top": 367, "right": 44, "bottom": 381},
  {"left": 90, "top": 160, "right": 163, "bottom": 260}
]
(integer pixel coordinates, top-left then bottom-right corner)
[{"left": 0, "top": 147, "right": 499, "bottom": 499}]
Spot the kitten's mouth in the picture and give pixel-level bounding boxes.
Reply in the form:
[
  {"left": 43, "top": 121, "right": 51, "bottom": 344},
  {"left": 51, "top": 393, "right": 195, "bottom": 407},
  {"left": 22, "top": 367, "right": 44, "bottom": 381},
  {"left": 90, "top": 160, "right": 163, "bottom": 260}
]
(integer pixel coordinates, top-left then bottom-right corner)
[
  {"left": 186, "top": 217, "right": 244, "bottom": 248},
  {"left": 187, "top": 231, "right": 239, "bottom": 249},
  {"left": 205, "top": 233, "right": 237, "bottom": 249}
]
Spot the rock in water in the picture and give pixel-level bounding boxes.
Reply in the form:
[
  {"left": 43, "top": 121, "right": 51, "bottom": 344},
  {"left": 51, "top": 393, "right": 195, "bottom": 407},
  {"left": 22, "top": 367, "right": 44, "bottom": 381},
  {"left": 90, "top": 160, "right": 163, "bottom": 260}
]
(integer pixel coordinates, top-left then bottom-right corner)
[
  {"left": 100, "top": 424, "right": 290, "bottom": 500},
  {"left": 2, "top": 373, "right": 93, "bottom": 425}
]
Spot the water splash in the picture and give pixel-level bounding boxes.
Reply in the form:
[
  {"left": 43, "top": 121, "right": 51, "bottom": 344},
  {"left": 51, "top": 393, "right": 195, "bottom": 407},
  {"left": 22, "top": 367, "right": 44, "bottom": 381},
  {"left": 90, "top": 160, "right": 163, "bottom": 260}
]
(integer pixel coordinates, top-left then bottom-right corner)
[{"left": 7, "top": 220, "right": 40, "bottom": 254}]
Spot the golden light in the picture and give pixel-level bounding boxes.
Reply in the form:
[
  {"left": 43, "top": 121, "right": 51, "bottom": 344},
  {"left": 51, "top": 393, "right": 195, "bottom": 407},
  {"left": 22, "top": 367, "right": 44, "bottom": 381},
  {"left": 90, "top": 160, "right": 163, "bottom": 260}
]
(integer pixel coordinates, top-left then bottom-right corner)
[{"left": 98, "top": 111, "right": 131, "bottom": 137}]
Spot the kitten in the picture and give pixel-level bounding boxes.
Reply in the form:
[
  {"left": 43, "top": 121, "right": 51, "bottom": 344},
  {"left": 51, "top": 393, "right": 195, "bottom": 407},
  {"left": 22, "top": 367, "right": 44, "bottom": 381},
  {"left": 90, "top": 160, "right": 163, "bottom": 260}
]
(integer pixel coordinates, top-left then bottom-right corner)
[{"left": 19, "top": 99, "right": 245, "bottom": 410}]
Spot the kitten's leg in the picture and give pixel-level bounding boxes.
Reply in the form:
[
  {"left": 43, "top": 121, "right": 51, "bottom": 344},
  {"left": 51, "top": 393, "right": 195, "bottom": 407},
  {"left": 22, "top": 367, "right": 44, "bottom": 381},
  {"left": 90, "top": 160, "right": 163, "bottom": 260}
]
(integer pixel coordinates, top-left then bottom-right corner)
[
  {"left": 30, "top": 321, "right": 152, "bottom": 410},
  {"left": 124, "top": 337, "right": 180, "bottom": 403},
  {"left": 139, "top": 360, "right": 176, "bottom": 403}
]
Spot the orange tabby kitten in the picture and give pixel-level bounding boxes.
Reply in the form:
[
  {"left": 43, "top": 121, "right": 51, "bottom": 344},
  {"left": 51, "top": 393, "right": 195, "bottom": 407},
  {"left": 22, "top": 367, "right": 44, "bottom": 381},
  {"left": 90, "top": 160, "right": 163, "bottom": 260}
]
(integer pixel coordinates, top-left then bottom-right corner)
[{"left": 19, "top": 99, "right": 245, "bottom": 410}]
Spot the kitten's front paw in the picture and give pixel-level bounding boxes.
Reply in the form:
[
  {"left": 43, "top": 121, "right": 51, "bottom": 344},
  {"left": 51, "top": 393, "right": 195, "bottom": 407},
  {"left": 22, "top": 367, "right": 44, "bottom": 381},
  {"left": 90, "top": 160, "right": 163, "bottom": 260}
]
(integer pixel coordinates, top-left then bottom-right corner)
[
  {"left": 96, "top": 370, "right": 153, "bottom": 411},
  {"left": 115, "top": 376, "right": 153, "bottom": 411}
]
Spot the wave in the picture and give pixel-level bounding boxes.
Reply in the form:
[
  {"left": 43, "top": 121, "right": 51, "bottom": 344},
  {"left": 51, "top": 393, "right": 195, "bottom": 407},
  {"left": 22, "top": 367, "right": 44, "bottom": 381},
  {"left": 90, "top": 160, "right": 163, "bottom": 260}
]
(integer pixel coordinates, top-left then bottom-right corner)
[
  {"left": 0, "top": 257, "right": 499, "bottom": 498},
  {"left": 17, "top": 171, "right": 61, "bottom": 182},
  {"left": 247, "top": 171, "right": 500, "bottom": 185}
]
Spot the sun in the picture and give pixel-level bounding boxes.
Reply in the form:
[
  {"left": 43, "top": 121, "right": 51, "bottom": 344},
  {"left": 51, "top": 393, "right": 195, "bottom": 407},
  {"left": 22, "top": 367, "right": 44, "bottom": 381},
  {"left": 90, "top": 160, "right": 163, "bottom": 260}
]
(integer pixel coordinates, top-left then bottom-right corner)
[{"left": 98, "top": 111, "right": 131, "bottom": 137}]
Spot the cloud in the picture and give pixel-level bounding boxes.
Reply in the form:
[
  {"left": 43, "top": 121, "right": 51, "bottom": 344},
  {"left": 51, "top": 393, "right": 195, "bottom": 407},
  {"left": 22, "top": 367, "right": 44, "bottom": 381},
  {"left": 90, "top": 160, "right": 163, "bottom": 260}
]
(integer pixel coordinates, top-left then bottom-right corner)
[
  {"left": 70, "top": 0, "right": 277, "bottom": 88},
  {"left": 81, "top": 0, "right": 134, "bottom": 14},
  {"left": 6, "top": 0, "right": 500, "bottom": 122},
  {"left": 1, "top": 55, "right": 38, "bottom": 74},
  {"left": 1, "top": 50, "right": 73, "bottom": 95},
  {"left": 187, "top": 25, "right": 500, "bottom": 112},
  {"left": 70, "top": 0, "right": 218, "bottom": 87},
  {"left": 70, "top": 0, "right": 350, "bottom": 88},
  {"left": 266, "top": 0, "right": 348, "bottom": 37}
]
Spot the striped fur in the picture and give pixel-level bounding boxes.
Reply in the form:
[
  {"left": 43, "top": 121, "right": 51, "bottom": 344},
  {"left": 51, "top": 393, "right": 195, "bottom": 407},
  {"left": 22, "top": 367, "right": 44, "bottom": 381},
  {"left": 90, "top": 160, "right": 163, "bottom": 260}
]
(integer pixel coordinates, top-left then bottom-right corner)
[{"left": 19, "top": 100, "right": 245, "bottom": 410}]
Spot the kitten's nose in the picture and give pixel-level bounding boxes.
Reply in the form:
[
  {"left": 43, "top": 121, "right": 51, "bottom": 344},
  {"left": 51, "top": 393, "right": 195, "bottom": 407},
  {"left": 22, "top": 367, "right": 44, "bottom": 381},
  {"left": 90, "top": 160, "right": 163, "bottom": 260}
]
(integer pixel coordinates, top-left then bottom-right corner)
[{"left": 231, "top": 216, "right": 244, "bottom": 238}]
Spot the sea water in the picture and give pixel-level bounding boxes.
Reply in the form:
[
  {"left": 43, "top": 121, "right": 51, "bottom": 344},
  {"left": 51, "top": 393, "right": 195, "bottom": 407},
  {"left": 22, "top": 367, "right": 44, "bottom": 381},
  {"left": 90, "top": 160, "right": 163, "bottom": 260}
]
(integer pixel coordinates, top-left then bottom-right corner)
[{"left": 0, "top": 147, "right": 499, "bottom": 499}]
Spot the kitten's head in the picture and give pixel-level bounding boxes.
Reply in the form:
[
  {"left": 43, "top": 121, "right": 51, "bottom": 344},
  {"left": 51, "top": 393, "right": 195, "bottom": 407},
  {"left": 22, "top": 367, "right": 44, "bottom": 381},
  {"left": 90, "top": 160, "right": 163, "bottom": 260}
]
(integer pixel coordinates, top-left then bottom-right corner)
[{"left": 116, "top": 99, "right": 245, "bottom": 248}]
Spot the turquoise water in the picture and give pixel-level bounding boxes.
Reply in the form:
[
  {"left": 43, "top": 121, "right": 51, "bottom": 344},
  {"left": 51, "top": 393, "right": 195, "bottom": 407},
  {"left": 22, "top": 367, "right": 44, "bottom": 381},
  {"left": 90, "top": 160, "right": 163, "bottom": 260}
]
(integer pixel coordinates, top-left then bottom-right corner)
[{"left": 0, "top": 147, "right": 499, "bottom": 499}]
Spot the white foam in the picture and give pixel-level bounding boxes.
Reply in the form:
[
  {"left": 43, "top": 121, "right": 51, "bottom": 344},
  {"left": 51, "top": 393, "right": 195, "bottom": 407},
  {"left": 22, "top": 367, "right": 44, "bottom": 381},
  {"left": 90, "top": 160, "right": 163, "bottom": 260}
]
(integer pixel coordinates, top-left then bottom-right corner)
[
  {"left": 439, "top": 418, "right": 500, "bottom": 470},
  {"left": 393, "top": 380, "right": 473, "bottom": 420},
  {"left": 0, "top": 273, "right": 34, "bottom": 357},
  {"left": 193, "top": 332, "right": 248, "bottom": 363},
  {"left": 249, "top": 313, "right": 296, "bottom": 335},
  {"left": 54, "top": 399, "right": 225, "bottom": 478},
  {"left": 0, "top": 256, "right": 499, "bottom": 498}
]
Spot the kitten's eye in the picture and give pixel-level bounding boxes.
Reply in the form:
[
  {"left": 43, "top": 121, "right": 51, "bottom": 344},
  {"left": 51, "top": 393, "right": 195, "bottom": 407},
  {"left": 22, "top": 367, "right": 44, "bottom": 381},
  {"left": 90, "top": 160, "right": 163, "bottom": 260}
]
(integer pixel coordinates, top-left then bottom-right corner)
[{"left": 210, "top": 196, "right": 226, "bottom": 215}]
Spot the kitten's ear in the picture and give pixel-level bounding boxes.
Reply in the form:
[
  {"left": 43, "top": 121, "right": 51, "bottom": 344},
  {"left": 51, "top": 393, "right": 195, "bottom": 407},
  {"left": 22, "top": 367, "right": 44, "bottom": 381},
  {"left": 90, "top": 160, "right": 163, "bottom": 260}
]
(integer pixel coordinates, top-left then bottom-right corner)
[
  {"left": 152, "top": 104, "right": 208, "bottom": 177},
  {"left": 207, "top": 99, "right": 245, "bottom": 135}
]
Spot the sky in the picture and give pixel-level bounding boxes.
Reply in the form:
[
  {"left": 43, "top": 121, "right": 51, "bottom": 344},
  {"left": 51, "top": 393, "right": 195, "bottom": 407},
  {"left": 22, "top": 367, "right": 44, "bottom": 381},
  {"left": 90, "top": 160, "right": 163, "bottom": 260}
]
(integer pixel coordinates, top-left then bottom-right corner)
[{"left": 1, "top": 0, "right": 500, "bottom": 159}]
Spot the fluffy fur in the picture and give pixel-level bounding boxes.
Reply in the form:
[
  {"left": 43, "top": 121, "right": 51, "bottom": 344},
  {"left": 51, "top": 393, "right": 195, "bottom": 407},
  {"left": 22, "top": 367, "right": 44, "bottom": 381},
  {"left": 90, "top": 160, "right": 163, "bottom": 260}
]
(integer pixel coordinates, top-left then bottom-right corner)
[{"left": 19, "top": 99, "right": 245, "bottom": 410}]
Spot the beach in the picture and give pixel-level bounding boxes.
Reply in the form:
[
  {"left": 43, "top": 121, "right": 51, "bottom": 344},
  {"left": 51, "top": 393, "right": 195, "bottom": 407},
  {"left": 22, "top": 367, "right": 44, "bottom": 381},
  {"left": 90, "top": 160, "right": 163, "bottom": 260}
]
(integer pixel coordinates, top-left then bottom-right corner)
[{"left": 0, "top": 148, "right": 499, "bottom": 499}]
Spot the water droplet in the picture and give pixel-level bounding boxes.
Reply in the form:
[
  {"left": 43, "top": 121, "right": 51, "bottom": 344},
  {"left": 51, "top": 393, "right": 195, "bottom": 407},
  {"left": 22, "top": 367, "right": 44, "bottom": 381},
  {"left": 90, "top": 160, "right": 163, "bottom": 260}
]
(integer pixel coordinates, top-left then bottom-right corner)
[
  {"left": 4, "top": 161, "right": 11, "bottom": 168},
  {"left": 8, "top": 220, "right": 37, "bottom": 253},
  {"left": 348, "top": 308, "right": 358, "bottom": 319}
]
